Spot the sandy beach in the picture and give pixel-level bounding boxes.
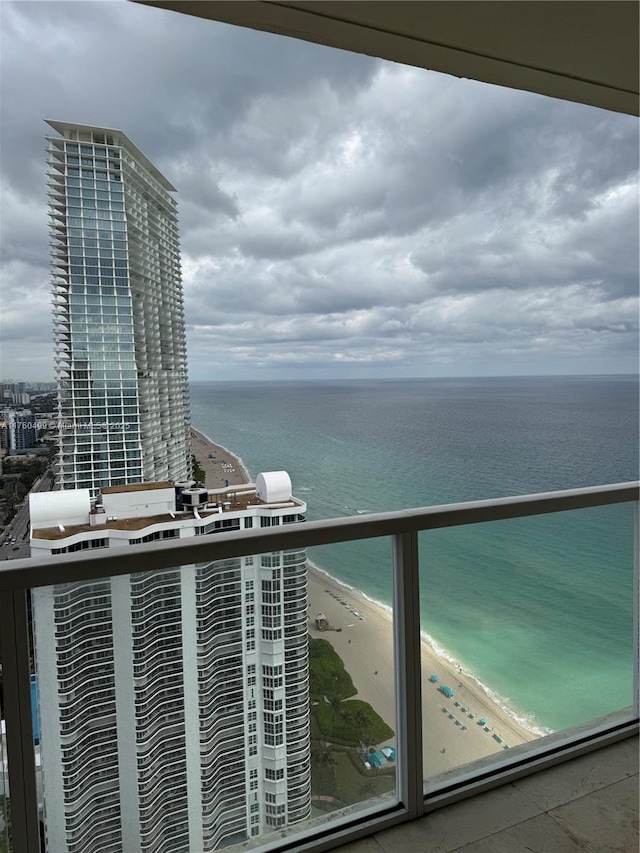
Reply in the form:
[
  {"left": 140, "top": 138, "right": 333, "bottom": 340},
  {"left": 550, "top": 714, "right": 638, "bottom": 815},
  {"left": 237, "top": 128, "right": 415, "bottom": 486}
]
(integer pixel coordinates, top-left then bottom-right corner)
[
  {"left": 190, "top": 428, "right": 251, "bottom": 489},
  {"left": 190, "top": 428, "right": 537, "bottom": 777},
  {"left": 306, "top": 565, "right": 536, "bottom": 779}
]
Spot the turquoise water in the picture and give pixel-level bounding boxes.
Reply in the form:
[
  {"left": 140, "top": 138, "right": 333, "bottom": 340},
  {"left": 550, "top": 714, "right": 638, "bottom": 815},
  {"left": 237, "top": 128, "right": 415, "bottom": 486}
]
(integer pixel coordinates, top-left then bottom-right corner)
[{"left": 190, "top": 376, "right": 638, "bottom": 733}]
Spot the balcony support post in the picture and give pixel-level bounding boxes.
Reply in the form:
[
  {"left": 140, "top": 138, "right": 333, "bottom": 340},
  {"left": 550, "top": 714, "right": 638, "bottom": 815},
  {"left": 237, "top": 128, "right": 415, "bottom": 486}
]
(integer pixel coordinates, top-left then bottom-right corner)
[
  {"left": 633, "top": 501, "right": 639, "bottom": 718},
  {"left": 392, "top": 531, "right": 424, "bottom": 820},
  {"left": 0, "top": 588, "right": 41, "bottom": 852}
]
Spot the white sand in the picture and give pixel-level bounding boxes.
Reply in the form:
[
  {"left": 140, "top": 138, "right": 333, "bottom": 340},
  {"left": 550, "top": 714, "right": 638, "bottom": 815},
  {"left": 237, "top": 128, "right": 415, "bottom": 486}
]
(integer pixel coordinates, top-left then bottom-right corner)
[{"left": 190, "top": 428, "right": 250, "bottom": 489}]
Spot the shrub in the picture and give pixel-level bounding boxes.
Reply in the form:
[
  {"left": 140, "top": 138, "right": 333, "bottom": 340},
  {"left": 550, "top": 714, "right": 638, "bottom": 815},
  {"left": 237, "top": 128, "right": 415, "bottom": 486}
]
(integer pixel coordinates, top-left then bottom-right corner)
[
  {"left": 313, "top": 698, "right": 394, "bottom": 747},
  {"left": 308, "top": 637, "right": 357, "bottom": 701}
]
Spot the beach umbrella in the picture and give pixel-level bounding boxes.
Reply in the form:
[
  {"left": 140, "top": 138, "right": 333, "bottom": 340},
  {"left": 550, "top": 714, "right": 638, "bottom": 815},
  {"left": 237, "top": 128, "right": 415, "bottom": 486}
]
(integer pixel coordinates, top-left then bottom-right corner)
[
  {"left": 429, "top": 674, "right": 439, "bottom": 682},
  {"left": 479, "top": 718, "right": 488, "bottom": 725}
]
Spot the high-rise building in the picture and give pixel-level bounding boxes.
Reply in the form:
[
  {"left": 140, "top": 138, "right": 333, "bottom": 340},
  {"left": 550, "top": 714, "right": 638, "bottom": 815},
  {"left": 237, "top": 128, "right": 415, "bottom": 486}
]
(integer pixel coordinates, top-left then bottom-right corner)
[
  {"left": 30, "top": 474, "right": 311, "bottom": 853},
  {"left": 46, "top": 120, "right": 191, "bottom": 494},
  {"left": 2, "top": 408, "right": 37, "bottom": 453}
]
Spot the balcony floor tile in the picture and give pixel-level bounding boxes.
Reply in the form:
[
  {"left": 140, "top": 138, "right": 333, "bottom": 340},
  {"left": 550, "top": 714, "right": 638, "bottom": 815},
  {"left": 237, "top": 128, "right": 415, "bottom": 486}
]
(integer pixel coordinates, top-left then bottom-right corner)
[
  {"left": 330, "top": 735, "right": 638, "bottom": 853},
  {"left": 373, "top": 784, "right": 542, "bottom": 853},
  {"left": 449, "top": 812, "right": 599, "bottom": 853},
  {"left": 512, "top": 737, "right": 640, "bottom": 812},
  {"left": 546, "top": 775, "right": 639, "bottom": 853}
]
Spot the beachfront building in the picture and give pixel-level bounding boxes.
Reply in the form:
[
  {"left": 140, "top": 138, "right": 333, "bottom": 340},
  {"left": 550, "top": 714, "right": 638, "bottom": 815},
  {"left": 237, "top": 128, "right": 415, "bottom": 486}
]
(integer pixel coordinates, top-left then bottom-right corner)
[
  {"left": 29, "top": 473, "right": 310, "bottom": 853},
  {"left": 46, "top": 120, "right": 191, "bottom": 495}
]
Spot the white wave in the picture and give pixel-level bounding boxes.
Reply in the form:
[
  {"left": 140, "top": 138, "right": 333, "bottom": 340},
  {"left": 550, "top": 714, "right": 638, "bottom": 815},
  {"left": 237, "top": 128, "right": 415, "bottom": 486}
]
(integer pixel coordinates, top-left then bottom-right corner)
[
  {"left": 418, "top": 629, "right": 552, "bottom": 737},
  {"left": 317, "top": 432, "right": 347, "bottom": 444},
  {"left": 308, "top": 558, "right": 551, "bottom": 738}
]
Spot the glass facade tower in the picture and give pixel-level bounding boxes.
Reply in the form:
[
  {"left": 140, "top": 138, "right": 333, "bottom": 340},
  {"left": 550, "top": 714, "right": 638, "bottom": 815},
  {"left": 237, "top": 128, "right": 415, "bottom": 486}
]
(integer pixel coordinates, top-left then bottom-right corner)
[{"left": 46, "top": 120, "right": 191, "bottom": 493}]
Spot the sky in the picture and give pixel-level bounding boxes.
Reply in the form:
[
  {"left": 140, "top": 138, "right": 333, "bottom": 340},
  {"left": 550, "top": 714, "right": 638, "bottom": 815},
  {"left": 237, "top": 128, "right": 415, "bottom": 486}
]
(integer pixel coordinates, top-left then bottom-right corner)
[{"left": 1, "top": 0, "right": 638, "bottom": 382}]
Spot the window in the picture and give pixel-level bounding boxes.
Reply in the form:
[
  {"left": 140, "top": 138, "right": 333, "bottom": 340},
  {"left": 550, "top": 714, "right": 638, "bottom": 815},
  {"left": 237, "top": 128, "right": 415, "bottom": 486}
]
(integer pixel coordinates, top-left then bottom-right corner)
[
  {"left": 265, "top": 768, "right": 284, "bottom": 781},
  {"left": 130, "top": 529, "right": 177, "bottom": 545},
  {"left": 52, "top": 538, "right": 108, "bottom": 555},
  {"left": 262, "top": 629, "right": 283, "bottom": 641}
]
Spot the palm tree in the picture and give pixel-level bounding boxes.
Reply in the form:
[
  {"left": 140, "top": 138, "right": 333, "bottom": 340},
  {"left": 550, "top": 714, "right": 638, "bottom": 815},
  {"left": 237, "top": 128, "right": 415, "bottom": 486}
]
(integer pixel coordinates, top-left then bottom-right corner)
[
  {"left": 352, "top": 709, "right": 369, "bottom": 738},
  {"left": 313, "top": 744, "right": 336, "bottom": 768},
  {"left": 329, "top": 696, "right": 343, "bottom": 717},
  {"left": 358, "top": 779, "right": 377, "bottom": 801}
]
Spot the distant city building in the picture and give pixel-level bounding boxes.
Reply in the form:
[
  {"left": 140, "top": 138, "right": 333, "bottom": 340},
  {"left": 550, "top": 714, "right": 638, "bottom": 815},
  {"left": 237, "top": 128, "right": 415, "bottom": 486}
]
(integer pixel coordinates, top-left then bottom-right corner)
[
  {"left": 46, "top": 120, "right": 191, "bottom": 494},
  {"left": 30, "top": 473, "right": 311, "bottom": 853},
  {"left": 2, "top": 409, "right": 37, "bottom": 453},
  {"left": 29, "top": 382, "right": 57, "bottom": 393},
  {"left": 0, "top": 381, "right": 41, "bottom": 405},
  {"left": 0, "top": 381, "right": 56, "bottom": 395}
]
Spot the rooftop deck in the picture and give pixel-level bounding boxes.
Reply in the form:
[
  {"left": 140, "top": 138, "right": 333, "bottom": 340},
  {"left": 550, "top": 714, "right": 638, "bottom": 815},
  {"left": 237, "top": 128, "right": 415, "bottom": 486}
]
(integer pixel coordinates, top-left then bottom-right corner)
[
  {"left": 100, "top": 481, "right": 173, "bottom": 493},
  {"left": 32, "top": 488, "right": 301, "bottom": 539}
]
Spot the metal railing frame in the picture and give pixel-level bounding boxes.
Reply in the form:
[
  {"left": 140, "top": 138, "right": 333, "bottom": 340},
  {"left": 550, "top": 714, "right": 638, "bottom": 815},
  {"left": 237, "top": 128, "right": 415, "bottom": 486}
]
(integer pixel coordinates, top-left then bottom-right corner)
[{"left": 1, "top": 481, "right": 638, "bottom": 853}]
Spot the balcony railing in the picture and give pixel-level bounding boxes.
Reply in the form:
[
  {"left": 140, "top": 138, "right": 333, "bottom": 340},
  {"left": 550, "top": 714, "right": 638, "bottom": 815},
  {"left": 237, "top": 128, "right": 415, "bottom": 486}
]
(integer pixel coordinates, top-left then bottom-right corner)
[{"left": 1, "top": 481, "right": 638, "bottom": 853}]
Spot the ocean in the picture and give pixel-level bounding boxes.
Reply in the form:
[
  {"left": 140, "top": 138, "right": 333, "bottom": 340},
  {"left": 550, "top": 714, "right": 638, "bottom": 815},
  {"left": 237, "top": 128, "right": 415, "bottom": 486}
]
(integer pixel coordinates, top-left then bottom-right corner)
[{"left": 190, "top": 376, "right": 638, "bottom": 734}]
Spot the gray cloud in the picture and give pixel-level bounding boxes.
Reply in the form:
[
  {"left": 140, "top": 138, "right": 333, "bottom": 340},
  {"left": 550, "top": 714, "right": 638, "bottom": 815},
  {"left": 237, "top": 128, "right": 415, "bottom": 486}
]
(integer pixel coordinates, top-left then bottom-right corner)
[{"left": 0, "top": 0, "right": 637, "bottom": 381}]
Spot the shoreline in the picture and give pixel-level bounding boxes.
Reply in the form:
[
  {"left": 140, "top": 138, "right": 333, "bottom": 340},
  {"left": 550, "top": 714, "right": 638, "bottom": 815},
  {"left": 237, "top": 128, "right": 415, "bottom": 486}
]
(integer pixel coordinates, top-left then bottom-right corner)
[
  {"left": 308, "top": 559, "right": 548, "bottom": 740},
  {"left": 307, "top": 562, "right": 537, "bottom": 776},
  {"left": 190, "top": 427, "right": 251, "bottom": 488},
  {"left": 190, "top": 425, "right": 540, "bottom": 772}
]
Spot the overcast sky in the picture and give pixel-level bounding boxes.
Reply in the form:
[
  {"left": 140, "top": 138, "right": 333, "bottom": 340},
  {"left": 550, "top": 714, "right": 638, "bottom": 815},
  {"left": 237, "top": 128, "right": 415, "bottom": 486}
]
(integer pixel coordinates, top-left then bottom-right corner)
[{"left": 1, "top": 0, "right": 638, "bottom": 381}]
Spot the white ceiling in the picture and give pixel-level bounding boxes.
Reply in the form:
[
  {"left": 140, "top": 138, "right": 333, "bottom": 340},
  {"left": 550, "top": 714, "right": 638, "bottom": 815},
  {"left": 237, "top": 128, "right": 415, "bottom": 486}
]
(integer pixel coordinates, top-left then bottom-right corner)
[{"left": 135, "top": 1, "right": 639, "bottom": 116}]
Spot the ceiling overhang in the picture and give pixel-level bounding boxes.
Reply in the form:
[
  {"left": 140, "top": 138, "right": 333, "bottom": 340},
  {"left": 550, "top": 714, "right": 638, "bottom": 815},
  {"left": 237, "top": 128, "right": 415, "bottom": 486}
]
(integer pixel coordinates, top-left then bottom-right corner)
[{"left": 134, "top": 1, "right": 639, "bottom": 116}]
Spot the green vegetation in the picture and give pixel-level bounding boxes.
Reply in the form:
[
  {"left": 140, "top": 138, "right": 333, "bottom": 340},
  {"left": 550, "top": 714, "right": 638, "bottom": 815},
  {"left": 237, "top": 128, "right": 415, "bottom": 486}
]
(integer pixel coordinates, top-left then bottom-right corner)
[
  {"left": 0, "top": 458, "right": 48, "bottom": 526},
  {"left": 308, "top": 637, "right": 357, "bottom": 701},
  {"left": 308, "top": 635, "right": 396, "bottom": 812},
  {"left": 30, "top": 393, "right": 56, "bottom": 413},
  {"left": 191, "top": 455, "right": 206, "bottom": 485},
  {"left": 313, "top": 699, "right": 394, "bottom": 747},
  {"left": 310, "top": 746, "right": 395, "bottom": 808},
  {"left": 1, "top": 457, "right": 47, "bottom": 479},
  {"left": 0, "top": 796, "right": 11, "bottom": 853}
]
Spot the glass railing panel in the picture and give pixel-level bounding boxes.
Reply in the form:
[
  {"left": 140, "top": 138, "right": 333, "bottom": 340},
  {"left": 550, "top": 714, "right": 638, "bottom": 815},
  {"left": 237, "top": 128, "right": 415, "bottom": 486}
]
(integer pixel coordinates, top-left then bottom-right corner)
[
  {"left": 1, "top": 716, "right": 10, "bottom": 853},
  {"left": 306, "top": 540, "right": 397, "bottom": 825},
  {"left": 27, "top": 539, "right": 397, "bottom": 853},
  {"left": 419, "top": 502, "right": 635, "bottom": 792}
]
